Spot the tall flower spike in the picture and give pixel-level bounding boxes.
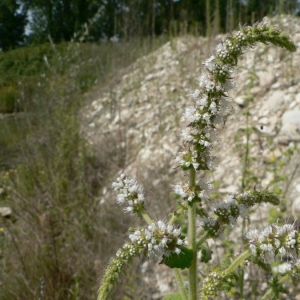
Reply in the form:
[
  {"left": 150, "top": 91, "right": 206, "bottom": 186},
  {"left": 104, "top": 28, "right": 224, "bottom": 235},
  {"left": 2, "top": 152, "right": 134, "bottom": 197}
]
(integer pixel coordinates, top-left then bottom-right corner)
[
  {"left": 99, "top": 21, "right": 297, "bottom": 300},
  {"left": 98, "top": 242, "right": 141, "bottom": 300},
  {"left": 177, "top": 21, "right": 296, "bottom": 172},
  {"left": 112, "top": 174, "right": 146, "bottom": 216}
]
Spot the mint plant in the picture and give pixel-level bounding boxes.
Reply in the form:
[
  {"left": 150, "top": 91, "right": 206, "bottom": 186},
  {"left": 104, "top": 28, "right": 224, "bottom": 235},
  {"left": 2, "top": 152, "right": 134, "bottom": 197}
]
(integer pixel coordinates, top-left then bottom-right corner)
[{"left": 98, "top": 20, "right": 298, "bottom": 300}]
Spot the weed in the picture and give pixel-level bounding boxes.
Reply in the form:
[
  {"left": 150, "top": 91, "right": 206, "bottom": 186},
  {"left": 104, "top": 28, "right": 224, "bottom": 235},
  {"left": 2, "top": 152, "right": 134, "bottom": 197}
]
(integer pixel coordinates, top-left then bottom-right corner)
[{"left": 98, "top": 21, "right": 300, "bottom": 300}]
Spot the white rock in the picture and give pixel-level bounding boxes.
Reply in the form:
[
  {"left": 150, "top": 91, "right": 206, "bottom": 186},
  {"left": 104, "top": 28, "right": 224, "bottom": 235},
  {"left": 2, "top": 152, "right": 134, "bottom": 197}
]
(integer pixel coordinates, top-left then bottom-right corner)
[
  {"left": 282, "top": 109, "right": 300, "bottom": 126},
  {"left": 257, "top": 70, "right": 276, "bottom": 88},
  {"left": 0, "top": 207, "right": 12, "bottom": 217},
  {"left": 234, "top": 96, "right": 246, "bottom": 107}
]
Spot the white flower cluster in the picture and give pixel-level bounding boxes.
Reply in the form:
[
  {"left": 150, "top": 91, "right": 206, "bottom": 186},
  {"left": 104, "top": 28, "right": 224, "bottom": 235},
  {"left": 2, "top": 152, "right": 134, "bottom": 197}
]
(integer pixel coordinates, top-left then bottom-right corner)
[
  {"left": 175, "top": 31, "right": 250, "bottom": 171},
  {"left": 112, "top": 174, "right": 145, "bottom": 215},
  {"left": 246, "top": 224, "right": 300, "bottom": 262},
  {"left": 129, "top": 220, "right": 187, "bottom": 258},
  {"left": 174, "top": 182, "right": 209, "bottom": 202}
]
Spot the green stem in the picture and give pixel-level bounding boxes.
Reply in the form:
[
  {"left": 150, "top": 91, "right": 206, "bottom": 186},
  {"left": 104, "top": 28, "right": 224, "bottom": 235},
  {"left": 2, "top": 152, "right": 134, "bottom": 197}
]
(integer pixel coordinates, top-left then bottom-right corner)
[
  {"left": 174, "top": 269, "right": 188, "bottom": 300},
  {"left": 141, "top": 210, "right": 153, "bottom": 225},
  {"left": 239, "top": 267, "right": 244, "bottom": 300},
  {"left": 240, "top": 110, "right": 250, "bottom": 298},
  {"left": 188, "top": 168, "right": 197, "bottom": 300},
  {"left": 169, "top": 208, "right": 184, "bottom": 225},
  {"left": 241, "top": 110, "right": 250, "bottom": 191},
  {"left": 196, "top": 231, "right": 208, "bottom": 249},
  {"left": 224, "top": 250, "right": 251, "bottom": 276},
  {"left": 260, "top": 274, "right": 289, "bottom": 300}
]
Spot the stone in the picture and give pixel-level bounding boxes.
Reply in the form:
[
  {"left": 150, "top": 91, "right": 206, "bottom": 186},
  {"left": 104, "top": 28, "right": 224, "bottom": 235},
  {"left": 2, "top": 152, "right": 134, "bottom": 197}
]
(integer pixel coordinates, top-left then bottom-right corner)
[
  {"left": 219, "top": 185, "right": 238, "bottom": 194},
  {"left": 278, "top": 110, "right": 300, "bottom": 143},
  {"left": 257, "top": 70, "right": 276, "bottom": 88},
  {"left": 282, "top": 109, "right": 300, "bottom": 126},
  {"left": 234, "top": 96, "right": 246, "bottom": 107},
  {"left": 0, "top": 207, "right": 12, "bottom": 217},
  {"left": 266, "top": 90, "right": 285, "bottom": 112},
  {"left": 259, "top": 117, "right": 269, "bottom": 125}
]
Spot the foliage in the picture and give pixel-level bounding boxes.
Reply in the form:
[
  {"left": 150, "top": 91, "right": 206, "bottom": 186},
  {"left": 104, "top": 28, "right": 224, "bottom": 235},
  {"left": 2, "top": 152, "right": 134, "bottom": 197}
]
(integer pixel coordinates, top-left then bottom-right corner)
[
  {"left": 0, "top": 0, "right": 27, "bottom": 51},
  {"left": 23, "top": 0, "right": 102, "bottom": 43},
  {"left": 4, "top": 0, "right": 300, "bottom": 48},
  {"left": 0, "top": 28, "right": 170, "bottom": 299},
  {"left": 0, "top": 34, "right": 167, "bottom": 113}
]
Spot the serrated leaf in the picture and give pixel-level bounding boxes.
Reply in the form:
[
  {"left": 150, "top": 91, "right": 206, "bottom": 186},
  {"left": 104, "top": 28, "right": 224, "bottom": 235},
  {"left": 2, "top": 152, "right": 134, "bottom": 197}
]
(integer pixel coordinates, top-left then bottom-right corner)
[
  {"left": 161, "top": 246, "right": 194, "bottom": 269},
  {"left": 251, "top": 257, "right": 272, "bottom": 272},
  {"left": 163, "top": 293, "right": 183, "bottom": 300},
  {"left": 221, "top": 284, "right": 233, "bottom": 292}
]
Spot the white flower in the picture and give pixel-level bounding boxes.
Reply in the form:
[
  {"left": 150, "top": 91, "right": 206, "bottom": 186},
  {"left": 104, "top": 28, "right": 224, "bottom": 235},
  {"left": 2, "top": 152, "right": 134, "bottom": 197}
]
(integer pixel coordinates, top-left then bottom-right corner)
[
  {"left": 174, "top": 184, "right": 187, "bottom": 198},
  {"left": 196, "top": 95, "right": 208, "bottom": 107},
  {"left": 158, "top": 220, "right": 166, "bottom": 231},
  {"left": 204, "top": 55, "right": 216, "bottom": 71},
  {"left": 181, "top": 128, "right": 195, "bottom": 143},
  {"left": 112, "top": 174, "right": 146, "bottom": 215},
  {"left": 183, "top": 106, "right": 201, "bottom": 123},
  {"left": 189, "top": 89, "right": 201, "bottom": 98},
  {"left": 246, "top": 229, "right": 259, "bottom": 241},
  {"left": 174, "top": 248, "right": 181, "bottom": 255},
  {"left": 209, "top": 101, "right": 217, "bottom": 114}
]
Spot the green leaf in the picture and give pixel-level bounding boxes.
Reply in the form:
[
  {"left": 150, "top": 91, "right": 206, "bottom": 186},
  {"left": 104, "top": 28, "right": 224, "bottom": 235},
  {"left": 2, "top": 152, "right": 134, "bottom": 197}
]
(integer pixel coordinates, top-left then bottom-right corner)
[
  {"left": 163, "top": 293, "right": 183, "bottom": 300},
  {"left": 198, "top": 242, "right": 213, "bottom": 263},
  {"left": 267, "top": 276, "right": 289, "bottom": 300},
  {"left": 161, "top": 246, "right": 194, "bottom": 269},
  {"left": 251, "top": 257, "right": 272, "bottom": 273}
]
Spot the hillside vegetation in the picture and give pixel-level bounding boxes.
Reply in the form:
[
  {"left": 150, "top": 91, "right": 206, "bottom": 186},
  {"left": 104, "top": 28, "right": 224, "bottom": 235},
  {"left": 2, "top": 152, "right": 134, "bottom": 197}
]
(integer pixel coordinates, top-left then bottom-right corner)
[{"left": 0, "top": 36, "right": 168, "bottom": 299}]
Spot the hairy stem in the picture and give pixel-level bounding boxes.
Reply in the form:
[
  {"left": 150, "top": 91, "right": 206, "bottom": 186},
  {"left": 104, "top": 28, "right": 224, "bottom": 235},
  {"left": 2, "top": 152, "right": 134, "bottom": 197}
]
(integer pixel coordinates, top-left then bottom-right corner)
[
  {"left": 169, "top": 208, "right": 184, "bottom": 225},
  {"left": 224, "top": 250, "right": 251, "bottom": 275},
  {"left": 188, "top": 168, "right": 197, "bottom": 300},
  {"left": 196, "top": 231, "right": 208, "bottom": 249},
  {"left": 240, "top": 111, "right": 250, "bottom": 299},
  {"left": 141, "top": 210, "right": 153, "bottom": 225},
  {"left": 174, "top": 269, "right": 189, "bottom": 300}
]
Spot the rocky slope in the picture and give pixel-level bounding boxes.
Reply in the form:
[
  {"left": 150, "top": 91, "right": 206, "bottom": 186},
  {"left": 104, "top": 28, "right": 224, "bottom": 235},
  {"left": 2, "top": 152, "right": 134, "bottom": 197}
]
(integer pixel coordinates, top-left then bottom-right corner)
[{"left": 82, "top": 15, "right": 300, "bottom": 299}]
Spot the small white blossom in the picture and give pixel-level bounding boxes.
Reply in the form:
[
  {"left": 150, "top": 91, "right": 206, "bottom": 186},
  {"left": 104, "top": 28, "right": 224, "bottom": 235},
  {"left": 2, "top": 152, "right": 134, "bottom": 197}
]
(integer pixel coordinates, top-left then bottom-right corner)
[
  {"left": 183, "top": 106, "right": 201, "bottom": 123},
  {"left": 112, "top": 174, "right": 146, "bottom": 215},
  {"left": 128, "top": 221, "right": 187, "bottom": 259},
  {"left": 204, "top": 55, "right": 216, "bottom": 71},
  {"left": 196, "top": 95, "right": 208, "bottom": 107},
  {"left": 189, "top": 89, "right": 201, "bottom": 99}
]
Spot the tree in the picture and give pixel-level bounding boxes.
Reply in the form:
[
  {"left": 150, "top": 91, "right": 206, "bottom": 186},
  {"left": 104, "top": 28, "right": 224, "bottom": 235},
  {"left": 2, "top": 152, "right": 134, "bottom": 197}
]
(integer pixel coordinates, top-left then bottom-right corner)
[
  {"left": 23, "top": 0, "right": 105, "bottom": 43},
  {"left": 0, "top": 0, "right": 27, "bottom": 51}
]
